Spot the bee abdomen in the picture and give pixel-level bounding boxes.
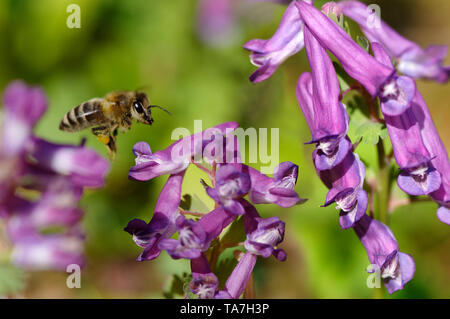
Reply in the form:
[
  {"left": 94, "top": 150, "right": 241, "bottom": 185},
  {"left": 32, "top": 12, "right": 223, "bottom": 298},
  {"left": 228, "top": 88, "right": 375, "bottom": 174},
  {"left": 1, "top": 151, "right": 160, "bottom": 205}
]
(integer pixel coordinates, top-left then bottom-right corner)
[{"left": 59, "top": 100, "right": 103, "bottom": 132}]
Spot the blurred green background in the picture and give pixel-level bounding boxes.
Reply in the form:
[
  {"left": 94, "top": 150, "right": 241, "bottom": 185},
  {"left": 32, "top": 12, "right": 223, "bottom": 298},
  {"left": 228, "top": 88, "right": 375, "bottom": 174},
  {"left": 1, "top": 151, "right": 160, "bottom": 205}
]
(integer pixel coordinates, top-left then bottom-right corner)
[{"left": 0, "top": 0, "right": 449, "bottom": 298}]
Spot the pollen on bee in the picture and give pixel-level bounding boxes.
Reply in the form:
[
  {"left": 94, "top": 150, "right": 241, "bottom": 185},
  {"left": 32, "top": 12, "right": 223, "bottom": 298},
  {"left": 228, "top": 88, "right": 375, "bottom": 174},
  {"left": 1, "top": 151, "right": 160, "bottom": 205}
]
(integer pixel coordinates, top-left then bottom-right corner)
[{"left": 97, "top": 135, "right": 110, "bottom": 145}]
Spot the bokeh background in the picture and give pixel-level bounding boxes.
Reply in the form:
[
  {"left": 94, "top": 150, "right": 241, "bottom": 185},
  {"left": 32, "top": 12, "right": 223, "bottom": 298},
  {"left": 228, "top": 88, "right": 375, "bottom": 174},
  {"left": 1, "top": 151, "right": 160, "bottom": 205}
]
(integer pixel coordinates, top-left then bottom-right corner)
[{"left": 0, "top": 0, "right": 449, "bottom": 298}]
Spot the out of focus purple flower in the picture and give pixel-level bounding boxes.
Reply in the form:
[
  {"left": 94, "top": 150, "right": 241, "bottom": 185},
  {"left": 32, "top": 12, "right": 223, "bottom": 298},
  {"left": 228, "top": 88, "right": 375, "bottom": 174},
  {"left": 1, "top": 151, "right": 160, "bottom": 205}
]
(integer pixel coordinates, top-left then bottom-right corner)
[
  {"left": 205, "top": 164, "right": 251, "bottom": 215},
  {"left": 338, "top": 0, "right": 450, "bottom": 83},
  {"left": 10, "top": 233, "right": 85, "bottom": 271},
  {"left": 353, "top": 214, "right": 415, "bottom": 294},
  {"left": 124, "top": 171, "right": 185, "bottom": 261},
  {"left": 158, "top": 207, "right": 236, "bottom": 260},
  {"left": 129, "top": 122, "right": 238, "bottom": 181},
  {"left": 30, "top": 138, "right": 109, "bottom": 188},
  {"left": 1, "top": 81, "right": 47, "bottom": 155},
  {"left": 247, "top": 161, "right": 305, "bottom": 207},
  {"left": 189, "top": 254, "right": 219, "bottom": 299},
  {"left": 0, "top": 80, "right": 109, "bottom": 271},
  {"left": 244, "top": 1, "right": 311, "bottom": 82},
  {"left": 197, "top": 0, "right": 239, "bottom": 48},
  {"left": 296, "top": 1, "right": 416, "bottom": 116}
]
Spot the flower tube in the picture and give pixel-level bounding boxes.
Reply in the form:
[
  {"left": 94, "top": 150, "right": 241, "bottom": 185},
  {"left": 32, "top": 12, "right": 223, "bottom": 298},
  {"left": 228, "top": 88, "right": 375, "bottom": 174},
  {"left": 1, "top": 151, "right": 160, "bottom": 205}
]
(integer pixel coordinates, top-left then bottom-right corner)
[
  {"left": 337, "top": 0, "right": 450, "bottom": 83},
  {"left": 372, "top": 42, "right": 441, "bottom": 196},
  {"left": 124, "top": 171, "right": 185, "bottom": 261},
  {"left": 353, "top": 214, "right": 415, "bottom": 294},
  {"left": 246, "top": 162, "right": 305, "bottom": 207},
  {"left": 158, "top": 206, "right": 236, "bottom": 260},
  {"left": 129, "top": 122, "right": 238, "bottom": 181},
  {"left": 299, "top": 26, "right": 352, "bottom": 170},
  {"left": 296, "top": 1, "right": 416, "bottom": 116},
  {"left": 244, "top": 1, "right": 310, "bottom": 82}
]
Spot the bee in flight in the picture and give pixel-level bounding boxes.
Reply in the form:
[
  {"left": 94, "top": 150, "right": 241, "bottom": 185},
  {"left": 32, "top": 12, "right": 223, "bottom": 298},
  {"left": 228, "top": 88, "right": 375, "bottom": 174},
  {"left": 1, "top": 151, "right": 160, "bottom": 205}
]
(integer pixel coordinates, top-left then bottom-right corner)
[{"left": 59, "top": 90, "right": 170, "bottom": 159}]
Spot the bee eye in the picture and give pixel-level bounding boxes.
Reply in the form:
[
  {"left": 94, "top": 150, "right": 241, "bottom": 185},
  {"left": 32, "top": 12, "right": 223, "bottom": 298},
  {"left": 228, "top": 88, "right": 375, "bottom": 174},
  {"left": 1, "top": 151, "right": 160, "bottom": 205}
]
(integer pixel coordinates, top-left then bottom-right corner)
[{"left": 133, "top": 101, "right": 144, "bottom": 114}]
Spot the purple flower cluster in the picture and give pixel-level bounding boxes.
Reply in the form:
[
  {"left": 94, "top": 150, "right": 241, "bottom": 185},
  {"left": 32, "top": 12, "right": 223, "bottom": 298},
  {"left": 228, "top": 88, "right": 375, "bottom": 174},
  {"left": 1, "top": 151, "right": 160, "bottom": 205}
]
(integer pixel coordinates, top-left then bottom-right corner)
[
  {"left": 124, "top": 122, "right": 304, "bottom": 298},
  {"left": 0, "top": 81, "right": 109, "bottom": 270},
  {"left": 244, "top": 0, "right": 450, "bottom": 293}
]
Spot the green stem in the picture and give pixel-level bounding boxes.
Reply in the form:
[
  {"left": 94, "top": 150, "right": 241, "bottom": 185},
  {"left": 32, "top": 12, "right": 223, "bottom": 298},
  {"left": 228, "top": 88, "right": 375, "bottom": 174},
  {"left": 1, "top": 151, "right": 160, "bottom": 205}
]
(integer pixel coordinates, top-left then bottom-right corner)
[{"left": 375, "top": 140, "right": 390, "bottom": 225}]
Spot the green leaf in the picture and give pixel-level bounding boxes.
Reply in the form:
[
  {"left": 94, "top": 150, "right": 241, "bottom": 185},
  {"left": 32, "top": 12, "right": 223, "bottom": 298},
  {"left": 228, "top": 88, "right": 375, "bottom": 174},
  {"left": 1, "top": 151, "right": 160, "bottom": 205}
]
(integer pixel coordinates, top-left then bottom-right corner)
[
  {"left": 0, "top": 262, "right": 27, "bottom": 296},
  {"left": 182, "top": 273, "right": 199, "bottom": 299},
  {"left": 215, "top": 247, "right": 243, "bottom": 290},
  {"left": 334, "top": 62, "right": 353, "bottom": 92},
  {"left": 354, "top": 120, "right": 388, "bottom": 145},
  {"left": 179, "top": 194, "right": 192, "bottom": 211},
  {"left": 190, "top": 194, "right": 210, "bottom": 213},
  {"left": 163, "top": 272, "right": 193, "bottom": 299},
  {"left": 356, "top": 36, "right": 370, "bottom": 52},
  {"left": 219, "top": 216, "right": 246, "bottom": 247}
]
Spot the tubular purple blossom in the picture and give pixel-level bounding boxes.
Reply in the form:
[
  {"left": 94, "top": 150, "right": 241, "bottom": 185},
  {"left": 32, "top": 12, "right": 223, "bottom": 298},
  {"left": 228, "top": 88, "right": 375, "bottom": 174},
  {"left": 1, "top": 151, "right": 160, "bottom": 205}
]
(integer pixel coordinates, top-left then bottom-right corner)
[
  {"left": 247, "top": 161, "right": 305, "bottom": 207},
  {"left": 189, "top": 254, "right": 219, "bottom": 299},
  {"left": 243, "top": 199, "right": 286, "bottom": 260},
  {"left": 410, "top": 90, "right": 450, "bottom": 225},
  {"left": 372, "top": 42, "right": 441, "bottom": 196},
  {"left": 158, "top": 206, "right": 236, "bottom": 260},
  {"left": 215, "top": 252, "right": 257, "bottom": 299},
  {"left": 319, "top": 151, "right": 368, "bottom": 229},
  {"left": 129, "top": 122, "right": 239, "bottom": 181},
  {"left": 244, "top": 1, "right": 309, "bottom": 82},
  {"left": 124, "top": 171, "right": 186, "bottom": 261},
  {"left": 353, "top": 214, "right": 415, "bottom": 294},
  {"left": 298, "top": 27, "right": 351, "bottom": 170},
  {"left": 337, "top": 0, "right": 450, "bottom": 83},
  {"left": 205, "top": 163, "right": 251, "bottom": 215},
  {"left": 296, "top": 1, "right": 415, "bottom": 116}
]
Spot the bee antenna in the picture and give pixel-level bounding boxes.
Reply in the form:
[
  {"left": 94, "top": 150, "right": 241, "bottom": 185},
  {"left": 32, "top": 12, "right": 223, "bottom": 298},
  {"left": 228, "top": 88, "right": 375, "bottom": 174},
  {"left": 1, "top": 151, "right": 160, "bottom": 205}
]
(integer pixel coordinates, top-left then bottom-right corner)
[{"left": 150, "top": 105, "right": 172, "bottom": 116}]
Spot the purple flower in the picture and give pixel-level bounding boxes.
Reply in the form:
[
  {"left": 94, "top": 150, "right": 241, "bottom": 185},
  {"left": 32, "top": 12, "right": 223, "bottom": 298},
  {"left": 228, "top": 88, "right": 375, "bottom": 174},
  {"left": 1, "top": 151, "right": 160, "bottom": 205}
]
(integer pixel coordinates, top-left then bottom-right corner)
[
  {"left": 244, "top": 1, "right": 310, "bottom": 82},
  {"left": 0, "top": 80, "right": 109, "bottom": 271},
  {"left": 296, "top": 71, "right": 350, "bottom": 170},
  {"left": 129, "top": 122, "right": 239, "bottom": 181},
  {"left": 247, "top": 161, "right": 305, "bottom": 207},
  {"left": 243, "top": 199, "right": 286, "bottom": 260},
  {"left": 205, "top": 164, "right": 251, "bottom": 215},
  {"left": 124, "top": 171, "right": 185, "bottom": 261},
  {"left": 197, "top": 0, "right": 238, "bottom": 48},
  {"left": 296, "top": 1, "right": 415, "bottom": 116},
  {"left": 30, "top": 138, "right": 110, "bottom": 188},
  {"left": 1, "top": 81, "right": 47, "bottom": 155},
  {"left": 409, "top": 90, "right": 450, "bottom": 225},
  {"left": 215, "top": 252, "right": 258, "bottom": 299},
  {"left": 372, "top": 42, "right": 441, "bottom": 196},
  {"left": 10, "top": 233, "right": 85, "bottom": 271},
  {"left": 158, "top": 206, "right": 236, "bottom": 260},
  {"left": 189, "top": 254, "right": 219, "bottom": 299},
  {"left": 319, "top": 151, "right": 368, "bottom": 229},
  {"left": 353, "top": 214, "right": 415, "bottom": 294},
  {"left": 338, "top": 0, "right": 450, "bottom": 83}
]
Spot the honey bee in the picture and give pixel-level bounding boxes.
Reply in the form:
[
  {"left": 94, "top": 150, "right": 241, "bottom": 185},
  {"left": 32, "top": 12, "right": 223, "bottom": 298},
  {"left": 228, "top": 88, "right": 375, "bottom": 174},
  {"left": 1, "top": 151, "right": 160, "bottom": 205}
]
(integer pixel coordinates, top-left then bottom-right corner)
[{"left": 59, "top": 90, "right": 170, "bottom": 159}]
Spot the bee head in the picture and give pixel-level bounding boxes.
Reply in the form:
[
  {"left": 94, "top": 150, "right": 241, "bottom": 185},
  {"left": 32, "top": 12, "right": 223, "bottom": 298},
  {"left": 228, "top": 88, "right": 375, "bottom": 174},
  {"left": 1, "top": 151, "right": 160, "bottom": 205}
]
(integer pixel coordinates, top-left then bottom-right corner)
[
  {"left": 131, "top": 92, "right": 154, "bottom": 125},
  {"left": 131, "top": 91, "right": 171, "bottom": 125}
]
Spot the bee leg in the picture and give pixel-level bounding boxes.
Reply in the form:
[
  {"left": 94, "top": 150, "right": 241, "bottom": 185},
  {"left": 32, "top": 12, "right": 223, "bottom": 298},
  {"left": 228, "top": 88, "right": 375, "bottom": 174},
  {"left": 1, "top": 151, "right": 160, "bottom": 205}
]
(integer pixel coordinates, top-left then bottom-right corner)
[{"left": 92, "top": 126, "right": 116, "bottom": 160}]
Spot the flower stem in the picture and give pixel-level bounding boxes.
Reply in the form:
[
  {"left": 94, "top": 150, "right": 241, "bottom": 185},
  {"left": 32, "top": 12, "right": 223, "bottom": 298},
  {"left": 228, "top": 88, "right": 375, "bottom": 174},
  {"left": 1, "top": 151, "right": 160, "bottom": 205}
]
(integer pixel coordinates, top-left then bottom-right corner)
[{"left": 375, "top": 140, "right": 390, "bottom": 225}]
